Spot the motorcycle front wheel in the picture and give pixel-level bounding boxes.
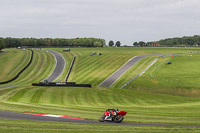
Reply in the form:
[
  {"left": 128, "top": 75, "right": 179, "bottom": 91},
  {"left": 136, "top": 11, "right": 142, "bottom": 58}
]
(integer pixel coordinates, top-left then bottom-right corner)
[
  {"left": 99, "top": 115, "right": 105, "bottom": 122},
  {"left": 114, "top": 115, "right": 124, "bottom": 123}
]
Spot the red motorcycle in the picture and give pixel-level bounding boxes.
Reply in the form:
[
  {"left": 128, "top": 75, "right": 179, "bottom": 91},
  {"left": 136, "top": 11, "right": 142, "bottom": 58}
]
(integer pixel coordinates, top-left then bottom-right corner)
[{"left": 99, "top": 109, "right": 127, "bottom": 123}]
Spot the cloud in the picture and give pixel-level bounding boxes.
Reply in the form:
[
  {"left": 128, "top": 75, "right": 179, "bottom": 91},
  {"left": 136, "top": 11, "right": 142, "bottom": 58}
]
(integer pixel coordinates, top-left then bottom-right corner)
[{"left": 0, "top": 0, "right": 200, "bottom": 45}]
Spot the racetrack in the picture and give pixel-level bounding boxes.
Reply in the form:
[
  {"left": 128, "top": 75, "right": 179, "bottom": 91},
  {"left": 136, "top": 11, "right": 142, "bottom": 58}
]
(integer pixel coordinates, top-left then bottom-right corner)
[
  {"left": 0, "top": 110, "right": 199, "bottom": 127},
  {"left": 99, "top": 54, "right": 162, "bottom": 87},
  {"left": 1, "top": 51, "right": 200, "bottom": 128},
  {"left": 44, "top": 49, "right": 66, "bottom": 82}
]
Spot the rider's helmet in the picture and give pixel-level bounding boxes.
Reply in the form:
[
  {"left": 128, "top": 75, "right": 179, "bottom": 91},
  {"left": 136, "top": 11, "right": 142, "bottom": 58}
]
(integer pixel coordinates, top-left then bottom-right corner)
[{"left": 116, "top": 109, "right": 119, "bottom": 112}]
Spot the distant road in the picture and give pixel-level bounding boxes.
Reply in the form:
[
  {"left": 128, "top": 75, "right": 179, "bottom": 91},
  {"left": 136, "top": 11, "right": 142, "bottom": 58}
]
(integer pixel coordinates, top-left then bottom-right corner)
[
  {"left": 44, "top": 49, "right": 65, "bottom": 82},
  {"left": 99, "top": 54, "right": 162, "bottom": 87}
]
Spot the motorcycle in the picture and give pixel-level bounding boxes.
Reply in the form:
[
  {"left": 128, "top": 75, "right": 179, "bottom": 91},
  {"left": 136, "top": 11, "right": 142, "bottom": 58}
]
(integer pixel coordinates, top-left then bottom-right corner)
[{"left": 99, "top": 109, "right": 127, "bottom": 123}]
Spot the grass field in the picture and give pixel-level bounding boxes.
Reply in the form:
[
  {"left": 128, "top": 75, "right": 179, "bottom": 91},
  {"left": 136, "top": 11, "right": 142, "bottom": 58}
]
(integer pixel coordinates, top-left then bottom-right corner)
[
  {"left": 0, "top": 49, "right": 31, "bottom": 82},
  {"left": 1, "top": 47, "right": 200, "bottom": 132},
  {"left": 1, "top": 85, "right": 200, "bottom": 124},
  {"left": 125, "top": 53, "right": 200, "bottom": 97},
  {"left": 0, "top": 48, "right": 56, "bottom": 86},
  {"left": 57, "top": 47, "right": 199, "bottom": 86}
]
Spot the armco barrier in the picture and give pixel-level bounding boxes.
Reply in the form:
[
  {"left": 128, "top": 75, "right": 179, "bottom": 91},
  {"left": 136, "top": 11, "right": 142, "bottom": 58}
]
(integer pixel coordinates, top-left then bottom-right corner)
[
  {"left": 0, "top": 50, "right": 34, "bottom": 84},
  {"left": 65, "top": 56, "right": 76, "bottom": 82}
]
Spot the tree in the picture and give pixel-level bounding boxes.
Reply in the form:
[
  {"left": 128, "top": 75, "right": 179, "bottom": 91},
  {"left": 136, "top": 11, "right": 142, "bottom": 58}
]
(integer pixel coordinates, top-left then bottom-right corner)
[
  {"left": 133, "top": 42, "right": 138, "bottom": 46},
  {"left": 108, "top": 40, "right": 114, "bottom": 47},
  {"left": 154, "top": 35, "right": 200, "bottom": 46},
  {"left": 138, "top": 41, "right": 145, "bottom": 46},
  {"left": 0, "top": 39, "right": 5, "bottom": 51},
  {"left": 115, "top": 41, "right": 121, "bottom": 47},
  {"left": 94, "top": 41, "right": 102, "bottom": 47},
  {"left": 1, "top": 37, "right": 106, "bottom": 48}
]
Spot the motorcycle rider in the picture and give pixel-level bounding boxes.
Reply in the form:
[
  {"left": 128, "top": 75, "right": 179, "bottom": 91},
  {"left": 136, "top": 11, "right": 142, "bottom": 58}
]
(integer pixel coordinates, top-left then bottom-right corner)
[{"left": 105, "top": 109, "right": 119, "bottom": 120}]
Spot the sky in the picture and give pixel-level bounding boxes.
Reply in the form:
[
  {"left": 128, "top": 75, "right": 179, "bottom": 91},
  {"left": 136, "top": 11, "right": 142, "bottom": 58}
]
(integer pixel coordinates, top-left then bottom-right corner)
[{"left": 0, "top": 0, "right": 200, "bottom": 45}]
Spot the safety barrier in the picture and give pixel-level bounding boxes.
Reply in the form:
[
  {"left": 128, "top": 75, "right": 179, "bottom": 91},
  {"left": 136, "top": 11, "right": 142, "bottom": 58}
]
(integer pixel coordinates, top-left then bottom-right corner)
[
  {"left": 65, "top": 56, "right": 76, "bottom": 82},
  {"left": 31, "top": 82, "right": 91, "bottom": 88}
]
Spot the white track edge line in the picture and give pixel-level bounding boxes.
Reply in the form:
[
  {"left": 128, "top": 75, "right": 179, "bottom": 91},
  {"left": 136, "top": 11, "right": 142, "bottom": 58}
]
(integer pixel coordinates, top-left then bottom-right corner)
[
  {"left": 109, "top": 57, "right": 144, "bottom": 87},
  {"left": 43, "top": 49, "right": 58, "bottom": 82},
  {"left": 98, "top": 56, "right": 137, "bottom": 87},
  {"left": 53, "top": 52, "right": 66, "bottom": 82}
]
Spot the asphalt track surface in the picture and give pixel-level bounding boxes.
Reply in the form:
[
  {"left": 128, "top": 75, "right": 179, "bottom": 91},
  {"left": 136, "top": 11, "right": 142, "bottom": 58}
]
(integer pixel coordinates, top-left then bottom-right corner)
[
  {"left": 44, "top": 49, "right": 66, "bottom": 82},
  {"left": 99, "top": 54, "right": 162, "bottom": 87},
  {"left": 0, "top": 110, "right": 200, "bottom": 127}
]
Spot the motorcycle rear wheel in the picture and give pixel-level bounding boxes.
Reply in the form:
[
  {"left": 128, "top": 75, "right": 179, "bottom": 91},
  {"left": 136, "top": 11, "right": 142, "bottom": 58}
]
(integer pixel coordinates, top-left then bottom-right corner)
[{"left": 114, "top": 115, "right": 124, "bottom": 123}]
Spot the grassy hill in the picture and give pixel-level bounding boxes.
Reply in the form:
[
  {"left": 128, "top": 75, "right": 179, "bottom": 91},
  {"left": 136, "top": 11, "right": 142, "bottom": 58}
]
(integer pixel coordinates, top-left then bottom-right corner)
[
  {"left": 53, "top": 47, "right": 200, "bottom": 86},
  {"left": 125, "top": 53, "right": 200, "bottom": 97},
  {"left": 1, "top": 85, "right": 200, "bottom": 124},
  {"left": 1, "top": 47, "right": 200, "bottom": 132},
  {"left": 0, "top": 49, "right": 31, "bottom": 82},
  {"left": 0, "top": 49, "right": 56, "bottom": 86}
]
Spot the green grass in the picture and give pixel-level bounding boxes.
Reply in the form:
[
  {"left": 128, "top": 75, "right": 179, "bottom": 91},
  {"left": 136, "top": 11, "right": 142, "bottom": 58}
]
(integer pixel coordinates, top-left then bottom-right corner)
[
  {"left": 112, "top": 56, "right": 158, "bottom": 88},
  {"left": 0, "top": 49, "right": 31, "bottom": 82},
  {"left": 127, "top": 53, "right": 200, "bottom": 96},
  {"left": 2, "top": 47, "right": 198, "bottom": 87},
  {"left": 0, "top": 49, "right": 56, "bottom": 86},
  {"left": 1, "top": 86, "right": 200, "bottom": 125},
  {"left": 65, "top": 47, "right": 200, "bottom": 86},
  {"left": 1, "top": 119, "right": 200, "bottom": 133},
  {"left": 1, "top": 47, "right": 200, "bottom": 132}
]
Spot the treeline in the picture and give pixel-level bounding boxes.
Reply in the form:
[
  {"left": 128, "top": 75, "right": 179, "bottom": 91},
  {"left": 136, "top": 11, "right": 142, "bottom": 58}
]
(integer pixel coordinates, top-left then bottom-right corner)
[
  {"left": 156, "top": 35, "right": 200, "bottom": 46},
  {"left": 1, "top": 37, "right": 106, "bottom": 48},
  {"left": 0, "top": 39, "right": 6, "bottom": 51},
  {"left": 133, "top": 35, "right": 200, "bottom": 46}
]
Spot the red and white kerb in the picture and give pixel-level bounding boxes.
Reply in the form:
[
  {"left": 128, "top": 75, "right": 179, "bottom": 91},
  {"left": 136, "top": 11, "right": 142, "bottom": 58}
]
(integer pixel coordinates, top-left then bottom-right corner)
[{"left": 24, "top": 112, "right": 85, "bottom": 120}]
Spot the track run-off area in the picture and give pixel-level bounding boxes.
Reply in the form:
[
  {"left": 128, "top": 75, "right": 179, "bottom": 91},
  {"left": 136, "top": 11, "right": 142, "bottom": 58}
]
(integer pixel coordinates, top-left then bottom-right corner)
[{"left": 1, "top": 47, "right": 200, "bottom": 132}]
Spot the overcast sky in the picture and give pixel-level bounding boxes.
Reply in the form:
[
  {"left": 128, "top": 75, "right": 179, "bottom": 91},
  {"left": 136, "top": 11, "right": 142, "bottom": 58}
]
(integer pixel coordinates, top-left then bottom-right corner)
[{"left": 0, "top": 0, "right": 200, "bottom": 45}]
